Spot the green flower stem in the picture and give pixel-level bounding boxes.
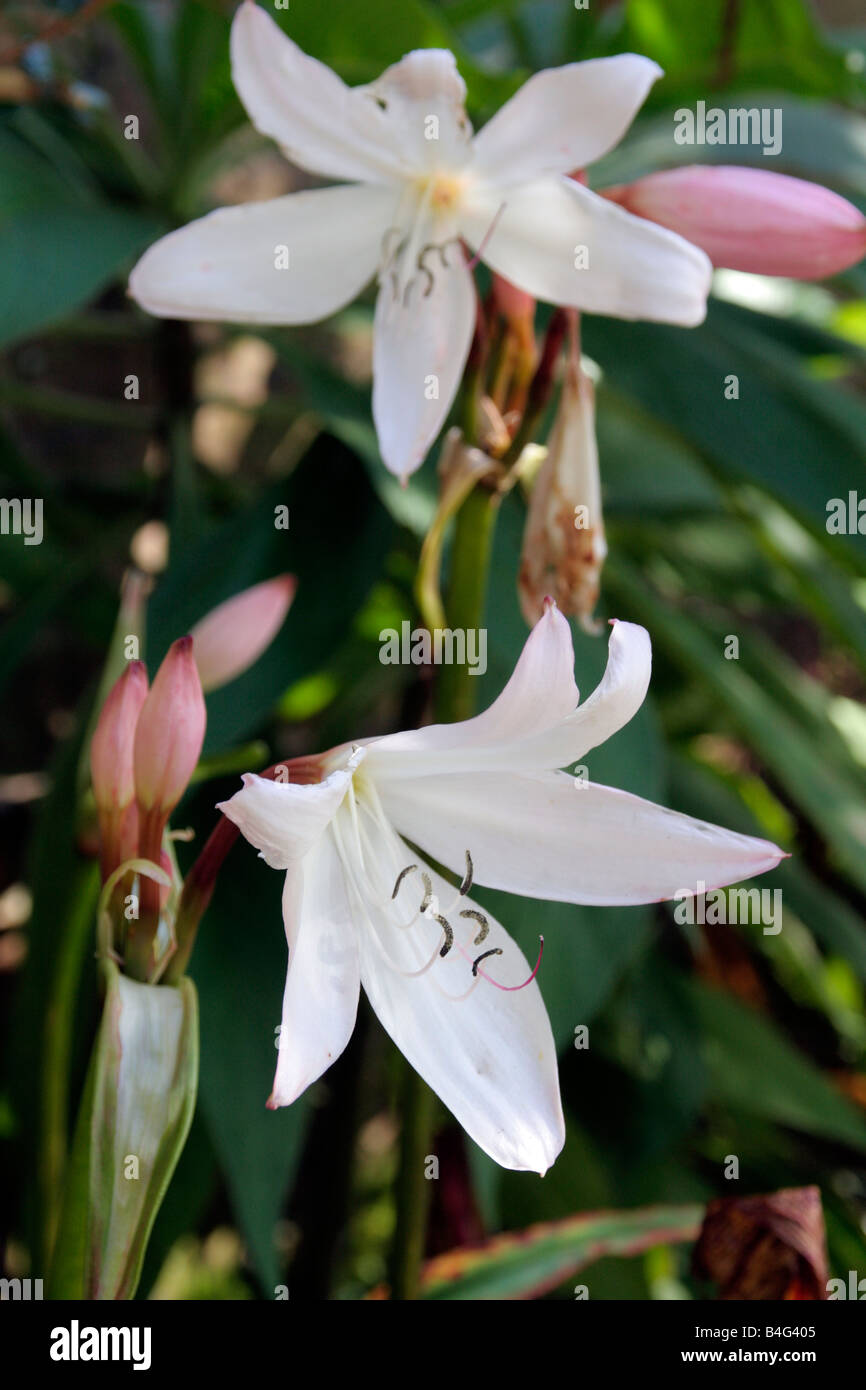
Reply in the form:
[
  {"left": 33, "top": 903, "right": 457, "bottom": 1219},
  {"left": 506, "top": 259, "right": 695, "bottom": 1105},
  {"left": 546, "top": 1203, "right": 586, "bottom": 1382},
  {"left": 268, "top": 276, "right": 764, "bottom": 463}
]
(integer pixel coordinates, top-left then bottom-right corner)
[
  {"left": 389, "top": 479, "right": 500, "bottom": 1300},
  {"left": 432, "top": 483, "right": 499, "bottom": 724}
]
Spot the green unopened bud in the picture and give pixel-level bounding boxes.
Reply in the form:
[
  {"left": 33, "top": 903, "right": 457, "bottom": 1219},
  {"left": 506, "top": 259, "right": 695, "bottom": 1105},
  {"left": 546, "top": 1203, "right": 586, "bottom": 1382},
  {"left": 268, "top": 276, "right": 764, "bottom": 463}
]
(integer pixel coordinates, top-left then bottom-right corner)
[{"left": 48, "top": 960, "right": 198, "bottom": 1300}]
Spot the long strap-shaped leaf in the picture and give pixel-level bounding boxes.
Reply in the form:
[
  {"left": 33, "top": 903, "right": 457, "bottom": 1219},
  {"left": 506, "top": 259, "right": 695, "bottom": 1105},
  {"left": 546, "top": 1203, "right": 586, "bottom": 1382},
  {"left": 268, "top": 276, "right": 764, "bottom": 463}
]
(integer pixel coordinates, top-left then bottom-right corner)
[{"left": 418, "top": 1203, "right": 704, "bottom": 1300}]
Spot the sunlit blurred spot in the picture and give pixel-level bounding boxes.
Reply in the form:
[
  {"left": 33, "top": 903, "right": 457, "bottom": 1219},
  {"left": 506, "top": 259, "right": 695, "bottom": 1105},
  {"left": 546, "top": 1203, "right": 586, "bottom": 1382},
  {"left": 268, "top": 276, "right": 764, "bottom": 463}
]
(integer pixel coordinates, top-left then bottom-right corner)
[
  {"left": 142, "top": 440, "right": 168, "bottom": 478},
  {"left": 193, "top": 335, "right": 276, "bottom": 474},
  {"left": 0, "top": 933, "right": 26, "bottom": 972},
  {"left": 0, "top": 67, "right": 35, "bottom": 102},
  {"left": 211, "top": 149, "right": 297, "bottom": 207},
  {"left": 332, "top": 310, "right": 373, "bottom": 385},
  {"left": 0, "top": 772, "right": 48, "bottom": 804},
  {"left": 130, "top": 519, "right": 169, "bottom": 574},
  {"left": 832, "top": 300, "right": 866, "bottom": 345},
  {"left": 713, "top": 269, "right": 835, "bottom": 320},
  {"left": 278, "top": 671, "right": 338, "bottom": 721},
  {"left": 829, "top": 696, "right": 866, "bottom": 769},
  {"left": 0, "top": 882, "right": 31, "bottom": 930},
  {"left": 149, "top": 1227, "right": 251, "bottom": 1301}
]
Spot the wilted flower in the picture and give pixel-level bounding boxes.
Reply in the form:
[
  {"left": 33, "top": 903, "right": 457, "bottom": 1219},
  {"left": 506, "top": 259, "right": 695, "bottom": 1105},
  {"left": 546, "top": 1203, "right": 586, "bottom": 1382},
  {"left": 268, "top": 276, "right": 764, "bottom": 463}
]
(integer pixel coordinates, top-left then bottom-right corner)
[
  {"left": 603, "top": 165, "right": 866, "bottom": 279},
  {"left": 519, "top": 357, "right": 606, "bottom": 632},
  {"left": 693, "top": 1186, "right": 829, "bottom": 1300},
  {"left": 219, "top": 604, "right": 785, "bottom": 1173},
  {"left": 129, "top": 2, "right": 711, "bottom": 479}
]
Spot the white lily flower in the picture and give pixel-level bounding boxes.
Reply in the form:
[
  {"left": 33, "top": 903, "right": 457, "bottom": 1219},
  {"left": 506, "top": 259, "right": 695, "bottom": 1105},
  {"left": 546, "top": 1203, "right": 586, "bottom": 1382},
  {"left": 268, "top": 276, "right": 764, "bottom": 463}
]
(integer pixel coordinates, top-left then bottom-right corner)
[
  {"left": 218, "top": 605, "right": 784, "bottom": 1173},
  {"left": 129, "top": 1, "right": 711, "bottom": 479}
]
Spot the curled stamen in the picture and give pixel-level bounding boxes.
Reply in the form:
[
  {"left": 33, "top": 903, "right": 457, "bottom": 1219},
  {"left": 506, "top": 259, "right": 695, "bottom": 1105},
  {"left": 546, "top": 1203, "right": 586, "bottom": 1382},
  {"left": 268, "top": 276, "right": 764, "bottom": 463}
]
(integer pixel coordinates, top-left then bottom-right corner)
[
  {"left": 460, "top": 908, "right": 488, "bottom": 946},
  {"left": 459, "top": 849, "right": 474, "bottom": 898},
  {"left": 416, "top": 241, "right": 456, "bottom": 296},
  {"left": 419, "top": 872, "right": 434, "bottom": 913},
  {"left": 391, "top": 863, "right": 418, "bottom": 900},
  {"left": 478, "top": 936, "right": 545, "bottom": 992},
  {"left": 435, "top": 915, "right": 454, "bottom": 957},
  {"left": 416, "top": 259, "right": 435, "bottom": 297},
  {"left": 332, "top": 814, "right": 443, "bottom": 979},
  {"left": 380, "top": 225, "right": 405, "bottom": 272},
  {"left": 472, "top": 946, "right": 502, "bottom": 977}
]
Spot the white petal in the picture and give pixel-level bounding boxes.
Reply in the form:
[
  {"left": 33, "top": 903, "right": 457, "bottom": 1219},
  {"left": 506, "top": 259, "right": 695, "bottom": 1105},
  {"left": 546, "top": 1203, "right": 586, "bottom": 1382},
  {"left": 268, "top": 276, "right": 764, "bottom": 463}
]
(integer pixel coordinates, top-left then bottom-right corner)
[
  {"left": 355, "top": 835, "right": 563, "bottom": 1173},
  {"left": 379, "top": 768, "right": 786, "bottom": 906},
  {"left": 230, "top": 2, "right": 403, "bottom": 183},
  {"left": 513, "top": 618, "right": 651, "bottom": 770},
  {"left": 472, "top": 55, "right": 661, "bottom": 186},
  {"left": 362, "top": 49, "right": 473, "bottom": 172},
  {"left": 129, "top": 184, "right": 396, "bottom": 324},
  {"left": 364, "top": 602, "right": 579, "bottom": 778},
  {"left": 271, "top": 833, "right": 360, "bottom": 1106},
  {"left": 217, "top": 750, "right": 363, "bottom": 869},
  {"left": 372, "top": 241, "right": 475, "bottom": 478},
  {"left": 460, "top": 175, "right": 712, "bottom": 326}
]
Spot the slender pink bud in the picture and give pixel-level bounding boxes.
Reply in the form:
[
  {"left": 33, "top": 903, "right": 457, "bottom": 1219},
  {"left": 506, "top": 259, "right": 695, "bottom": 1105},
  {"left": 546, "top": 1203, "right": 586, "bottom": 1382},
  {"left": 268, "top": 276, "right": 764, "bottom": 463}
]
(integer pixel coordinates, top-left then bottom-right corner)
[
  {"left": 602, "top": 166, "right": 866, "bottom": 279},
  {"left": 189, "top": 575, "right": 296, "bottom": 693},
  {"left": 491, "top": 273, "right": 535, "bottom": 325},
  {"left": 133, "top": 637, "right": 206, "bottom": 819},
  {"left": 90, "top": 661, "right": 148, "bottom": 815}
]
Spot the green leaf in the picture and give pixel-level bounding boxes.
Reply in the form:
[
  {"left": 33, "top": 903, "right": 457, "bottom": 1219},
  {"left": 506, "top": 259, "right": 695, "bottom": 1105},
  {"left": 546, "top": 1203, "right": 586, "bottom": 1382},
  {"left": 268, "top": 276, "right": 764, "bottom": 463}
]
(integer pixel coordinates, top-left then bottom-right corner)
[
  {"left": 600, "top": 0, "right": 860, "bottom": 104},
  {"left": 608, "top": 554, "right": 866, "bottom": 896},
  {"left": 691, "top": 979, "right": 866, "bottom": 1150},
  {"left": 419, "top": 1202, "right": 703, "bottom": 1299},
  {"left": 669, "top": 754, "right": 866, "bottom": 983},
  {"left": 585, "top": 303, "right": 866, "bottom": 570},
  {"left": 0, "top": 203, "right": 164, "bottom": 348}
]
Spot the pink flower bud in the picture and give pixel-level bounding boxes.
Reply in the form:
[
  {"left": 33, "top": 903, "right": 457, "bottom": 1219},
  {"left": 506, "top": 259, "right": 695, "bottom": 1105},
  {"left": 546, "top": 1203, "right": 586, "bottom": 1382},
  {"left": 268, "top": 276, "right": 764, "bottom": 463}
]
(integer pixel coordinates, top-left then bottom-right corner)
[
  {"left": 90, "top": 661, "right": 148, "bottom": 815},
  {"left": 602, "top": 166, "right": 866, "bottom": 280},
  {"left": 189, "top": 575, "right": 296, "bottom": 693},
  {"left": 133, "top": 637, "right": 206, "bottom": 819},
  {"left": 491, "top": 273, "right": 535, "bottom": 325}
]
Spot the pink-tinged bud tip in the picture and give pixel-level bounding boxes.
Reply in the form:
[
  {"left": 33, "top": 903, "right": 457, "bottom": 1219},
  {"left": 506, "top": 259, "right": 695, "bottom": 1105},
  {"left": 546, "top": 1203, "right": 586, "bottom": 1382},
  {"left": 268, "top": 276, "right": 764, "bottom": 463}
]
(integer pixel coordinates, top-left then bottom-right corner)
[
  {"left": 90, "top": 661, "right": 149, "bottom": 814},
  {"left": 603, "top": 166, "right": 866, "bottom": 280},
  {"left": 190, "top": 575, "right": 296, "bottom": 693},
  {"left": 133, "top": 636, "right": 206, "bottom": 818}
]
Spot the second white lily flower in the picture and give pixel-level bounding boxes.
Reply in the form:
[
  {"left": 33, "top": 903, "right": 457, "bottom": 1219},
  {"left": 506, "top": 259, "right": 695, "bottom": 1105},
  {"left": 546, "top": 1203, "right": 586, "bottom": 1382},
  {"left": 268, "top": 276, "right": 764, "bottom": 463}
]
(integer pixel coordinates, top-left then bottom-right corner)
[
  {"left": 129, "top": 2, "right": 711, "bottom": 480},
  {"left": 218, "top": 605, "right": 784, "bottom": 1174}
]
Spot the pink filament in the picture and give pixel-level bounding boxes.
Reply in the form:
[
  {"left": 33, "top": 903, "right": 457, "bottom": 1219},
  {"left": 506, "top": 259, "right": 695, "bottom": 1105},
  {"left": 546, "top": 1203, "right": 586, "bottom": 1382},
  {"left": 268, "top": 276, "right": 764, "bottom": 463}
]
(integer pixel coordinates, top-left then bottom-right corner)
[
  {"left": 478, "top": 935, "right": 544, "bottom": 991},
  {"left": 464, "top": 201, "right": 507, "bottom": 273}
]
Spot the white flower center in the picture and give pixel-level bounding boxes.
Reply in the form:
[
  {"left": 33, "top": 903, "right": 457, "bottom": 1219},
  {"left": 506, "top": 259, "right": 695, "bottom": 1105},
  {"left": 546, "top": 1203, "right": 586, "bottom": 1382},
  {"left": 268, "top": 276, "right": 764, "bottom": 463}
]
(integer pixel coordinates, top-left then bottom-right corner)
[{"left": 326, "top": 767, "right": 542, "bottom": 996}]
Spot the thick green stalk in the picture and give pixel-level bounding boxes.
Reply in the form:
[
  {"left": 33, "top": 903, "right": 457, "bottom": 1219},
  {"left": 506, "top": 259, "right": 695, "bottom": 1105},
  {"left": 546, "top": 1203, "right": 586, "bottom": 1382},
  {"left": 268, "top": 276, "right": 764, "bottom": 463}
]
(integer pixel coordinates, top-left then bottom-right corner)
[
  {"left": 432, "top": 484, "right": 499, "bottom": 724},
  {"left": 389, "top": 480, "right": 499, "bottom": 1300}
]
